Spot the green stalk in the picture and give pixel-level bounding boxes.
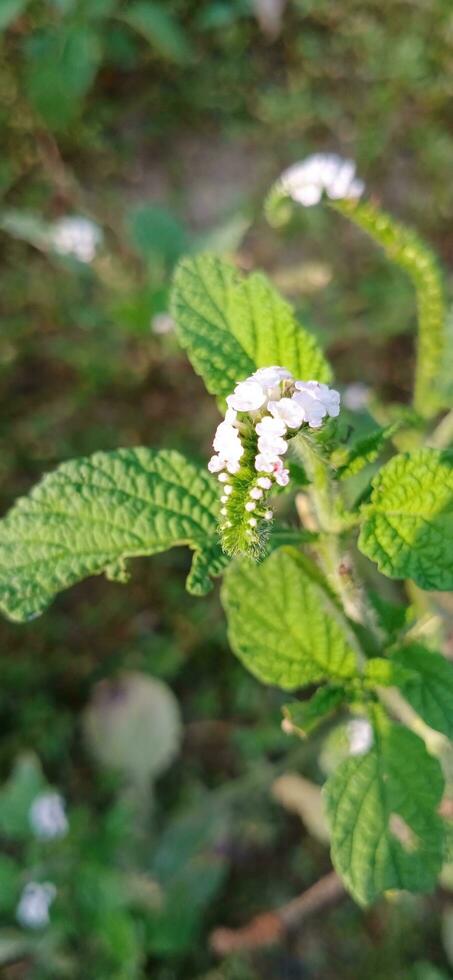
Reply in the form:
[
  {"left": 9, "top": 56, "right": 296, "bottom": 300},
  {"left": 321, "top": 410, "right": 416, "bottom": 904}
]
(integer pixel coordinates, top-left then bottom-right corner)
[{"left": 331, "top": 199, "right": 445, "bottom": 421}]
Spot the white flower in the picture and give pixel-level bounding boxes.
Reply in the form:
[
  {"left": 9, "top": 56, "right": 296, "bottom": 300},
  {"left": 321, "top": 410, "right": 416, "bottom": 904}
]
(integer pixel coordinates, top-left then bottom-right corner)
[
  {"left": 245, "top": 501, "right": 255, "bottom": 512},
  {"left": 255, "top": 453, "right": 277, "bottom": 473},
  {"left": 17, "top": 882, "right": 56, "bottom": 930},
  {"left": 50, "top": 216, "right": 102, "bottom": 263},
  {"left": 29, "top": 792, "right": 68, "bottom": 841},
  {"left": 250, "top": 487, "right": 263, "bottom": 500},
  {"left": 255, "top": 415, "right": 287, "bottom": 438},
  {"left": 298, "top": 381, "right": 340, "bottom": 417},
  {"left": 257, "top": 433, "right": 288, "bottom": 457},
  {"left": 268, "top": 397, "right": 304, "bottom": 429},
  {"left": 347, "top": 718, "right": 373, "bottom": 756},
  {"left": 294, "top": 380, "right": 341, "bottom": 428},
  {"left": 208, "top": 454, "right": 225, "bottom": 473},
  {"left": 257, "top": 476, "right": 272, "bottom": 489},
  {"left": 213, "top": 421, "right": 244, "bottom": 466},
  {"left": 279, "top": 154, "right": 364, "bottom": 208},
  {"left": 227, "top": 380, "right": 267, "bottom": 412},
  {"left": 274, "top": 464, "right": 290, "bottom": 487},
  {"left": 151, "top": 313, "right": 175, "bottom": 335},
  {"left": 342, "top": 382, "right": 370, "bottom": 412},
  {"left": 251, "top": 366, "right": 293, "bottom": 387}
]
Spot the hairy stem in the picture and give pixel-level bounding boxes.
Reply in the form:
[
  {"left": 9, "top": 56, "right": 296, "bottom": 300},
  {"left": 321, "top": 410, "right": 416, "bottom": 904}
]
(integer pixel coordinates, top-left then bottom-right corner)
[{"left": 331, "top": 199, "right": 445, "bottom": 420}]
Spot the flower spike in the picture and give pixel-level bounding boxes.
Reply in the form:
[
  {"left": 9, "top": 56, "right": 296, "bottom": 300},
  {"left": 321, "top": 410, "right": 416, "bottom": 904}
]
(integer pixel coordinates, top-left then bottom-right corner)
[{"left": 208, "top": 366, "right": 341, "bottom": 557}]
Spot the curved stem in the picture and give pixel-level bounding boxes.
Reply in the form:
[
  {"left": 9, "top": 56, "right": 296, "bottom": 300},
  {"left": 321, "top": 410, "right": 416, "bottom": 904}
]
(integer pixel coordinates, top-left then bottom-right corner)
[{"left": 331, "top": 199, "right": 445, "bottom": 421}]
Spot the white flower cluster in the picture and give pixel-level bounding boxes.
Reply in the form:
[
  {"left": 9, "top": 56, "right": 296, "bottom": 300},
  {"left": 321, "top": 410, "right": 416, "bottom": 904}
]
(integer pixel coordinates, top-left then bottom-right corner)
[
  {"left": 29, "top": 791, "right": 68, "bottom": 841},
  {"left": 208, "top": 366, "right": 340, "bottom": 531},
  {"left": 279, "top": 154, "right": 364, "bottom": 208},
  {"left": 50, "top": 216, "right": 102, "bottom": 263},
  {"left": 16, "top": 882, "right": 56, "bottom": 930}
]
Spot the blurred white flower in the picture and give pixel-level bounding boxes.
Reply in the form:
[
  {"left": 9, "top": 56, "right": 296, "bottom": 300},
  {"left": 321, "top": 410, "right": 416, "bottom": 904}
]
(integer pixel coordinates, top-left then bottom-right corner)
[
  {"left": 17, "top": 882, "right": 56, "bottom": 929},
  {"left": 279, "top": 154, "right": 364, "bottom": 208},
  {"left": 343, "top": 382, "right": 370, "bottom": 412},
  {"left": 50, "top": 216, "right": 102, "bottom": 263},
  {"left": 29, "top": 791, "right": 68, "bottom": 841},
  {"left": 347, "top": 718, "right": 373, "bottom": 756},
  {"left": 152, "top": 312, "right": 175, "bottom": 335}
]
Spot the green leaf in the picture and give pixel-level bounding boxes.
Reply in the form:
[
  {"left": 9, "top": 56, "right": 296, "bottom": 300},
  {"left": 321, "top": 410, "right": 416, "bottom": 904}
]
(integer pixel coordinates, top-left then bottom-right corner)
[
  {"left": 0, "top": 448, "right": 221, "bottom": 622},
  {"left": 283, "top": 685, "right": 345, "bottom": 737},
  {"left": 358, "top": 449, "right": 453, "bottom": 590},
  {"left": 171, "top": 254, "right": 331, "bottom": 400},
  {"left": 24, "top": 26, "right": 101, "bottom": 130},
  {"left": 363, "top": 657, "right": 415, "bottom": 689},
  {"left": 391, "top": 644, "right": 453, "bottom": 739},
  {"left": 325, "top": 721, "right": 445, "bottom": 905},
  {"left": 332, "top": 423, "right": 399, "bottom": 480},
  {"left": 118, "top": 2, "right": 193, "bottom": 64},
  {"left": 221, "top": 547, "right": 359, "bottom": 691},
  {"left": 0, "top": 0, "right": 29, "bottom": 31}
]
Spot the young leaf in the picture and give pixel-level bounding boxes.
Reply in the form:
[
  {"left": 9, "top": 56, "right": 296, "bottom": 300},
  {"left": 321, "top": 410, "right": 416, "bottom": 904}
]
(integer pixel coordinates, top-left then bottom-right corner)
[
  {"left": 332, "top": 423, "right": 399, "bottom": 480},
  {"left": 221, "top": 547, "right": 359, "bottom": 690},
  {"left": 0, "top": 448, "right": 221, "bottom": 623},
  {"left": 358, "top": 449, "right": 453, "bottom": 590},
  {"left": 325, "top": 722, "right": 445, "bottom": 905},
  {"left": 391, "top": 644, "right": 453, "bottom": 740},
  {"left": 283, "top": 685, "right": 346, "bottom": 737},
  {"left": 171, "top": 254, "right": 331, "bottom": 400}
]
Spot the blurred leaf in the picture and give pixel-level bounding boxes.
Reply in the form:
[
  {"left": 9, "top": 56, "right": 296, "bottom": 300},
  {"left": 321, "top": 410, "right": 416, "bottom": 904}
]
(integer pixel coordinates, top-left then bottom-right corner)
[
  {"left": 0, "top": 0, "right": 29, "bottom": 31},
  {"left": 84, "top": 673, "right": 182, "bottom": 783},
  {"left": 0, "top": 755, "right": 45, "bottom": 840},
  {"left": 0, "top": 855, "right": 21, "bottom": 912},
  {"left": 0, "top": 448, "right": 221, "bottom": 622},
  {"left": 222, "top": 547, "right": 359, "bottom": 690},
  {"left": 148, "top": 805, "right": 228, "bottom": 955},
  {"left": 0, "top": 932, "right": 31, "bottom": 965},
  {"left": 0, "top": 209, "right": 52, "bottom": 250},
  {"left": 118, "top": 2, "right": 194, "bottom": 63},
  {"left": 24, "top": 26, "right": 102, "bottom": 130},
  {"left": 127, "top": 204, "right": 187, "bottom": 265}
]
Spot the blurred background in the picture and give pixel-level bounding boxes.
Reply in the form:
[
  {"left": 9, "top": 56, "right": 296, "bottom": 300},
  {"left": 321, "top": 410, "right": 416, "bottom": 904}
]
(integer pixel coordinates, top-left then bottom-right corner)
[{"left": 1, "top": 1, "right": 453, "bottom": 977}]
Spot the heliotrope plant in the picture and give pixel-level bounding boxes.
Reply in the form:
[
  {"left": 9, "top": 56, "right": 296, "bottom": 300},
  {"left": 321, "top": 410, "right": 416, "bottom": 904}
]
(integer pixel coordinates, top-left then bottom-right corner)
[{"left": 1, "top": 154, "right": 453, "bottom": 908}]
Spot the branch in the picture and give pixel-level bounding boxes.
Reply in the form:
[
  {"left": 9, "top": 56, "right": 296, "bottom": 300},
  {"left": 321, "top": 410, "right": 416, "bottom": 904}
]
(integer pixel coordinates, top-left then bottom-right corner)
[{"left": 209, "top": 870, "right": 345, "bottom": 955}]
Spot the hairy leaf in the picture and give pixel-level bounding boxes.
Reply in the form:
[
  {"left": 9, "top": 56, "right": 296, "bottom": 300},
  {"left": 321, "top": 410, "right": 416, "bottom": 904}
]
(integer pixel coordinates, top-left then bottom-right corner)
[
  {"left": 358, "top": 449, "right": 453, "bottom": 590},
  {"left": 333, "top": 423, "right": 398, "bottom": 480},
  {"left": 391, "top": 644, "right": 453, "bottom": 739},
  {"left": 0, "top": 448, "right": 221, "bottom": 622},
  {"left": 325, "top": 721, "right": 444, "bottom": 905},
  {"left": 171, "top": 254, "right": 331, "bottom": 399},
  {"left": 221, "top": 547, "right": 359, "bottom": 690}
]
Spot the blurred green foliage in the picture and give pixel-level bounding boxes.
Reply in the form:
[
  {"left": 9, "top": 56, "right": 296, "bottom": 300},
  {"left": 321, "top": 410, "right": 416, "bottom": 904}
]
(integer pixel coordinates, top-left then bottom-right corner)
[{"left": 1, "top": 0, "right": 453, "bottom": 977}]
